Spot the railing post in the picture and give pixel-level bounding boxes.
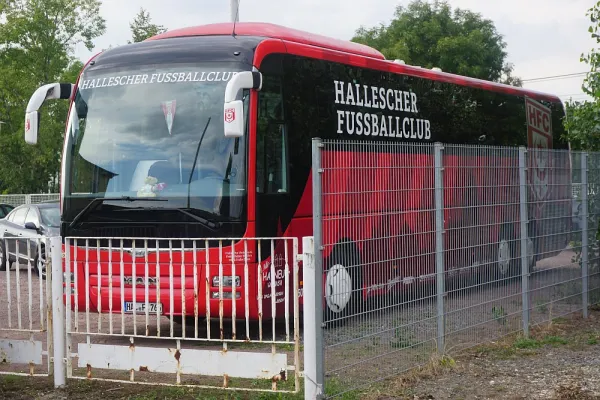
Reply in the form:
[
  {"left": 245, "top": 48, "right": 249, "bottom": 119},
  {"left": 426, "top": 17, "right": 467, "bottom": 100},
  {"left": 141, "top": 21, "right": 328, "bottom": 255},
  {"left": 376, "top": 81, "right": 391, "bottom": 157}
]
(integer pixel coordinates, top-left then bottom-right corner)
[
  {"left": 303, "top": 236, "right": 323, "bottom": 400},
  {"left": 50, "top": 236, "right": 66, "bottom": 388},
  {"left": 581, "top": 152, "right": 589, "bottom": 318},
  {"left": 434, "top": 142, "right": 445, "bottom": 353},
  {"left": 518, "top": 147, "right": 530, "bottom": 337}
]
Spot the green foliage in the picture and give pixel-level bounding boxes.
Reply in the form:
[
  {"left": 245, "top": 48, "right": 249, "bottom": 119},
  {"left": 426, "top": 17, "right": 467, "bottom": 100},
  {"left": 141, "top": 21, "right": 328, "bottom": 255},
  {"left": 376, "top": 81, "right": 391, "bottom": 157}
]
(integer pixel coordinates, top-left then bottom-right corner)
[
  {"left": 514, "top": 335, "right": 569, "bottom": 349},
  {"left": 491, "top": 305, "right": 507, "bottom": 326},
  {"left": 352, "top": 0, "right": 520, "bottom": 85},
  {"left": 0, "top": 0, "right": 105, "bottom": 193},
  {"left": 128, "top": 7, "right": 166, "bottom": 43},
  {"left": 564, "top": 1, "right": 600, "bottom": 150}
]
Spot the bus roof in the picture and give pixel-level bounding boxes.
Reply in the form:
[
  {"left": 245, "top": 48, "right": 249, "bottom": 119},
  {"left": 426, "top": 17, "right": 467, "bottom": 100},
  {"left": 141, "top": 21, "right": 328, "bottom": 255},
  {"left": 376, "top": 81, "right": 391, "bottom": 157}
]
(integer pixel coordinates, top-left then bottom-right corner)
[
  {"left": 147, "top": 22, "right": 386, "bottom": 60},
  {"left": 147, "top": 22, "right": 562, "bottom": 104}
]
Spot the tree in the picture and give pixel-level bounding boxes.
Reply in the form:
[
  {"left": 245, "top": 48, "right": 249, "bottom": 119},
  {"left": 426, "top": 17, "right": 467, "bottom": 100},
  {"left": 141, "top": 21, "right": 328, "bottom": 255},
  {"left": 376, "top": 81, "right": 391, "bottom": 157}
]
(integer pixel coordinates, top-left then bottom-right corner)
[
  {"left": 128, "top": 7, "right": 166, "bottom": 43},
  {"left": 352, "top": 0, "right": 518, "bottom": 85},
  {"left": 0, "top": 0, "right": 105, "bottom": 193},
  {"left": 563, "top": 2, "right": 600, "bottom": 151}
]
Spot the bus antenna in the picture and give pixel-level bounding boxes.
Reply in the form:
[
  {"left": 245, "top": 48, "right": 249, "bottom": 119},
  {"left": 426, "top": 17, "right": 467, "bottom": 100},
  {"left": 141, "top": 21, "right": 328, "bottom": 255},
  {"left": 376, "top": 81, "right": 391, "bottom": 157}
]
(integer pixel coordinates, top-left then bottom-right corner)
[{"left": 231, "top": 0, "right": 240, "bottom": 37}]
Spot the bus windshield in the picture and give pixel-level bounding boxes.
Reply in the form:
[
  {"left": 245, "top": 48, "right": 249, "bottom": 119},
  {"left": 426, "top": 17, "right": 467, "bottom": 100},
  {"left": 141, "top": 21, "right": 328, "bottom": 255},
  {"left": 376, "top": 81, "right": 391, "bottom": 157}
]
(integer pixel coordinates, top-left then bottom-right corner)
[{"left": 64, "top": 64, "right": 248, "bottom": 224}]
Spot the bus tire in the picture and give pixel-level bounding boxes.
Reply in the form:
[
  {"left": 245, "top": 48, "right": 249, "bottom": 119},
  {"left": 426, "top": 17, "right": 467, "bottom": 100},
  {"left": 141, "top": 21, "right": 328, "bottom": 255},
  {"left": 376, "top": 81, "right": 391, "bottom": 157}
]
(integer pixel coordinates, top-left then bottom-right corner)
[
  {"left": 497, "top": 224, "right": 519, "bottom": 280},
  {"left": 323, "top": 241, "right": 362, "bottom": 329}
]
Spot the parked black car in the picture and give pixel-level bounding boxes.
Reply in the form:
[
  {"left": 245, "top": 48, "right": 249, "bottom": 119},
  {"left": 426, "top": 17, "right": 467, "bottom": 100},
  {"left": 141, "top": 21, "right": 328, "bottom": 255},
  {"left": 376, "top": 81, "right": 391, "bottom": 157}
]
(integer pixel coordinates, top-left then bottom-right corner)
[{"left": 0, "top": 202, "right": 60, "bottom": 279}]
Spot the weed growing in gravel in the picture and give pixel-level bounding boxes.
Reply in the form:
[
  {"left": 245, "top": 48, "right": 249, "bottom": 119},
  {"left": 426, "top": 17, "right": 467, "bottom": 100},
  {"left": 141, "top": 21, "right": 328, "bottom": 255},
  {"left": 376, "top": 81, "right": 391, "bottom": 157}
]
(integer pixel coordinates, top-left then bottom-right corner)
[{"left": 514, "top": 335, "right": 569, "bottom": 349}]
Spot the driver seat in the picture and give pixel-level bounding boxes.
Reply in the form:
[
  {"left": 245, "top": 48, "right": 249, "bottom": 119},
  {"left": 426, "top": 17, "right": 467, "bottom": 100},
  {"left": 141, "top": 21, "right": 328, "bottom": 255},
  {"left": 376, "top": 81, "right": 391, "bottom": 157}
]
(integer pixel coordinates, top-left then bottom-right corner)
[{"left": 148, "top": 161, "right": 180, "bottom": 184}]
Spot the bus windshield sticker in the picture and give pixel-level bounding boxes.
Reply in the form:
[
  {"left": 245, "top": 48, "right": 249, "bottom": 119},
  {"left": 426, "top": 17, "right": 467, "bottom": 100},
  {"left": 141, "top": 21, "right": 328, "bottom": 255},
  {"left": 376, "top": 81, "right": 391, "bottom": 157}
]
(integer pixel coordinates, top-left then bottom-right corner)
[
  {"left": 161, "top": 100, "right": 177, "bottom": 136},
  {"left": 78, "top": 71, "right": 239, "bottom": 91}
]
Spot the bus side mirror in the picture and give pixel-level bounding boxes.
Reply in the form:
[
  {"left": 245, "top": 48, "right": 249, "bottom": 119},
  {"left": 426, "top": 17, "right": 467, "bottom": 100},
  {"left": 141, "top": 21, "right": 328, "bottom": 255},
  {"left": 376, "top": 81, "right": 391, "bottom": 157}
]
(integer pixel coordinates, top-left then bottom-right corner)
[
  {"left": 25, "top": 111, "right": 39, "bottom": 145},
  {"left": 223, "top": 71, "right": 262, "bottom": 138},
  {"left": 25, "top": 83, "right": 74, "bottom": 145}
]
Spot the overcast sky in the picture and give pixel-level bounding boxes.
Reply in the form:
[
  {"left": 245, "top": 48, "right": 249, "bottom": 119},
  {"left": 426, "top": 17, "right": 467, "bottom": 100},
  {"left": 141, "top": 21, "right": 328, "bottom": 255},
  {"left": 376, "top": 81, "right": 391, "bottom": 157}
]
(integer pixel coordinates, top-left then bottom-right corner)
[{"left": 74, "top": 0, "right": 596, "bottom": 103}]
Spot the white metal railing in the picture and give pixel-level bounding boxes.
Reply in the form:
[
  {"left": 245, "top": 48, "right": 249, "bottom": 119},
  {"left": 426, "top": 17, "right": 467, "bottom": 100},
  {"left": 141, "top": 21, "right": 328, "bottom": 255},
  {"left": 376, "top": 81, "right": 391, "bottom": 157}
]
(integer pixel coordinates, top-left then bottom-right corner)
[
  {"left": 61, "top": 236, "right": 301, "bottom": 392},
  {"left": 0, "top": 237, "right": 53, "bottom": 377}
]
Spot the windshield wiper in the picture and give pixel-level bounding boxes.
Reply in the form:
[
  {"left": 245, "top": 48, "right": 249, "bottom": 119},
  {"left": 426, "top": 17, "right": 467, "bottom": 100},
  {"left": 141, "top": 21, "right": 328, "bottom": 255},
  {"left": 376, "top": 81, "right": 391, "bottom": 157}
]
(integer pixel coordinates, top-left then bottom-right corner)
[
  {"left": 119, "top": 206, "right": 223, "bottom": 231},
  {"left": 169, "top": 207, "right": 222, "bottom": 230},
  {"left": 68, "top": 196, "right": 167, "bottom": 229},
  {"left": 187, "top": 117, "right": 212, "bottom": 209}
]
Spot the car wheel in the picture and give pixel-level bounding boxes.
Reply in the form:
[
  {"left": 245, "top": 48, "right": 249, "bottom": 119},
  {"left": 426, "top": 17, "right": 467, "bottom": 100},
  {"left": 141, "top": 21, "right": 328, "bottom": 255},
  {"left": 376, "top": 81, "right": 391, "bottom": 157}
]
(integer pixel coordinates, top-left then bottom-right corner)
[
  {"left": 0, "top": 241, "right": 7, "bottom": 271},
  {"left": 34, "top": 246, "right": 46, "bottom": 280}
]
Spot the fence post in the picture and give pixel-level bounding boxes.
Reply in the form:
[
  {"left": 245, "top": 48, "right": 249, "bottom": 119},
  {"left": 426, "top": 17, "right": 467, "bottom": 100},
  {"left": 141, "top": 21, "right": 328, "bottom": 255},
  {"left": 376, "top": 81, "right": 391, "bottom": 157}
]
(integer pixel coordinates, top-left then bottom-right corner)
[
  {"left": 581, "top": 152, "right": 589, "bottom": 318},
  {"left": 434, "top": 142, "right": 445, "bottom": 353},
  {"left": 305, "top": 136, "right": 325, "bottom": 399},
  {"left": 303, "top": 236, "right": 323, "bottom": 400},
  {"left": 50, "top": 236, "right": 66, "bottom": 388},
  {"left": 518, "top": 147, "right": 530, "bottom": 337}
]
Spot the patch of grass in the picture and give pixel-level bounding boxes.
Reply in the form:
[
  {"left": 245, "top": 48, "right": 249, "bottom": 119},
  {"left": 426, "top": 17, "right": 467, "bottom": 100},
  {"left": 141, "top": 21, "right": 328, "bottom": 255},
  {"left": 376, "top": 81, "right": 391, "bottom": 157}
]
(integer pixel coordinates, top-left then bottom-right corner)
[
  {"left": 544, "top": 335, "right": 569, "bottom": 346},
  {"left": 0, "top": 376, "right": 303, "bottom": 400},
  {"left": 588, "top": 335, "right": 598, "bottom": 345},
  {"left": 390, "top": 326, "right": 416, "bottom": 349},
  {"left": 514, "top": 337, "right": 542, "bottom": 349},
  {"left": 324, "top": 377, "right": 362, "bottom": 400},
  {"left": 513, "top": 335, "right": 569, "bottom": 350}
]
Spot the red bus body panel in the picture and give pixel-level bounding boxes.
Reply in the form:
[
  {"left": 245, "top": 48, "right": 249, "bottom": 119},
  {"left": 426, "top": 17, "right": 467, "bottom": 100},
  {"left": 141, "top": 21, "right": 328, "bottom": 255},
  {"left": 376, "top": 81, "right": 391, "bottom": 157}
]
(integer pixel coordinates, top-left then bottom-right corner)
[{"left": 61, "top": 23, "right": 570, "bottom": 320}]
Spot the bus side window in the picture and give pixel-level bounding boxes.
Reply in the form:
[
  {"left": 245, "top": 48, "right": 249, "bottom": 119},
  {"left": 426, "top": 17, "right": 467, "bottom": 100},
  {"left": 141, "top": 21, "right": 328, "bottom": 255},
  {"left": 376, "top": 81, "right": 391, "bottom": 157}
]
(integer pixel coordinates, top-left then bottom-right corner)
[{"left": 257, "top": 78, "right": 289, "bottom": 194}]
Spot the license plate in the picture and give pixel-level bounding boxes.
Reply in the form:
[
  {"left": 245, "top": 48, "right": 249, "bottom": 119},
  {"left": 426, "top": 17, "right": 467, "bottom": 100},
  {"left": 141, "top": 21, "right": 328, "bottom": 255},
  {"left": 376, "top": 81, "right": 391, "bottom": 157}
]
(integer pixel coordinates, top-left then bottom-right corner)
[{"left": 123, "top": 302, "right": 163, "bottom": 314}]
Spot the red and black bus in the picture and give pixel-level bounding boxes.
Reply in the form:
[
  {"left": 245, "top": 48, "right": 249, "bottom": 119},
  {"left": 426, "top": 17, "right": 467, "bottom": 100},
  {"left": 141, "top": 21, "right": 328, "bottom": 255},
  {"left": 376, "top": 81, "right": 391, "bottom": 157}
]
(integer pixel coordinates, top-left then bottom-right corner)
[{"left": 24, "top": 22, "right": 570, "bottom": 323}]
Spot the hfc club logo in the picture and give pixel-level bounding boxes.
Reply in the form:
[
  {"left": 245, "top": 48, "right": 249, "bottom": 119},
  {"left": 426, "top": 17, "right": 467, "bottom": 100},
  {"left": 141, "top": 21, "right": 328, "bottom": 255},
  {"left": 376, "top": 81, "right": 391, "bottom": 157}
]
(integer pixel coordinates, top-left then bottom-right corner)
[{"left": 224, "top": 108, "right": 235, "bottom": 123}]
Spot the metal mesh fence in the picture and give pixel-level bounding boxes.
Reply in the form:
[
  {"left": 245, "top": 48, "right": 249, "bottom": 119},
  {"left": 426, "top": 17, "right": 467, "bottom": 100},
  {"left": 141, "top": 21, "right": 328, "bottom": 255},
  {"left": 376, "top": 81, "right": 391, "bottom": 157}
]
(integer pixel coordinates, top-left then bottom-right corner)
[
  {"left": 442, "top": 144, "right": 524, "bottom": 353},
  {"left": 586, "top": 153, "right": 600, "bottom": 308},
  {"left": 312, "top": 139, "right": 595, "bottom": 398},
  {"left": 0, "top": 194, "right": 59, "bottom": 207}
]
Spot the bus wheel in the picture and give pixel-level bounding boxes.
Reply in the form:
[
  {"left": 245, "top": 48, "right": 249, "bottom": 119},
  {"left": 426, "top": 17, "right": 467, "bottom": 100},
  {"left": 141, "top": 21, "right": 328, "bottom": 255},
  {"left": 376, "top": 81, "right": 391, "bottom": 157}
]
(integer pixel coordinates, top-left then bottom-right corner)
[
  {"left": 497, "top": 225, "right": 518, "bottom": 280},
  {"left": 323, "top": 242, "right": 362, "bottom": 329},
  {"left": 526, "top": 235, "right": 535, "bottom": 273}
]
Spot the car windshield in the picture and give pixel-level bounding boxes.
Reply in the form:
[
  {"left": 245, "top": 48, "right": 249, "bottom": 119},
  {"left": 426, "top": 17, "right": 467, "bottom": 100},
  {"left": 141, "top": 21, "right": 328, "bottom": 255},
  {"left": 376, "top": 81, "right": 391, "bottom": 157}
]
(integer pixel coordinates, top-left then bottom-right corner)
[
  {"left": 64, "top": 63, "right": 248, "bottom": 222},
  {"left": 40, "top": 207, "right": 60, "bottom": 227}
]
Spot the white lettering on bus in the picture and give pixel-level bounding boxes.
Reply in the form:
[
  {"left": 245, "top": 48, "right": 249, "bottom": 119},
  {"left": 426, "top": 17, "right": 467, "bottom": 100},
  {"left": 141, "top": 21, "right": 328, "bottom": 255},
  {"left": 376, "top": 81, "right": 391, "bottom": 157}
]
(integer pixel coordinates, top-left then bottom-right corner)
[
  {"left": 79, "top": 71, "right": 239, "bottom": 90},
  {"left": 338, "top": 112, "right": 431, "bottom": 140},
  {"left": 334, "top": 80, "right": 431, "bottom": 140}
]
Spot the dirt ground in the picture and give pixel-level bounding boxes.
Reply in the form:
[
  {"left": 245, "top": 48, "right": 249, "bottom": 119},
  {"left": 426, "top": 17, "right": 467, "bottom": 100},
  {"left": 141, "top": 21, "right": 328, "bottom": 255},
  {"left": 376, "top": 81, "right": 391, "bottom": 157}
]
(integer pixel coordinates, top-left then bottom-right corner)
[
  {"left": 2, "top": 309, "right": 600, "bottom": 399},
  {"left": 360, "top": 308, "right": 600, "bottom": 400}
]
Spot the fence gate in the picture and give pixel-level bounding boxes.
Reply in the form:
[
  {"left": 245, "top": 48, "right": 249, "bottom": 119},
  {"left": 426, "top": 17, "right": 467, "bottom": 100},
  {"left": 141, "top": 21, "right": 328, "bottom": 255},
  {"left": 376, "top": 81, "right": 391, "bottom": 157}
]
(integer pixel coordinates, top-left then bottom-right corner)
[
  {"left": 61, "top": 236, "right": 301, "bottom": 393},
  {"left": 0, "top": 237, "right": 53, "bottom": 378}
]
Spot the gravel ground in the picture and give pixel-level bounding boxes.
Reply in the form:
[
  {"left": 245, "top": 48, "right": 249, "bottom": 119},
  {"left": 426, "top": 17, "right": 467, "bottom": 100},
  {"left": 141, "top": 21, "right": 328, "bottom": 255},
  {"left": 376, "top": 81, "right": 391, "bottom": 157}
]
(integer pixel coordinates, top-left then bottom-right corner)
[
  {"left": 396, "top": 311, "right": 600, "bottom": 400},
  {"left": 1, "top": 311, "right": 600, "bottom": 399},
  {"left": 323, "top": 248, "right": 595, "bottom": 395}
]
